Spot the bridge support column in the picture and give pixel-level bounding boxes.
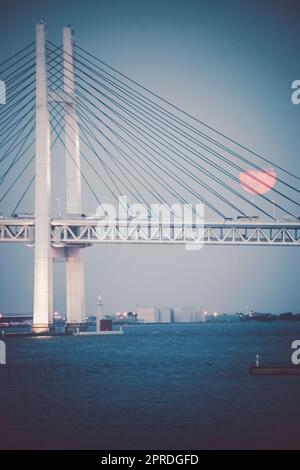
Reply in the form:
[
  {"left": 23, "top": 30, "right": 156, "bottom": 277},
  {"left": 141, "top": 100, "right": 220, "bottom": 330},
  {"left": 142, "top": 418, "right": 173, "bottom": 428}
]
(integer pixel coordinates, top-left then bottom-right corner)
[
  {"left": 32, "top": 22, "right": 53, "bottom": 334},
  {"left": 63, "top": 26, "right": 86, "bottom": 333},
  {"left": 65, "top": 247, "right": 86, "bottom": 333}
]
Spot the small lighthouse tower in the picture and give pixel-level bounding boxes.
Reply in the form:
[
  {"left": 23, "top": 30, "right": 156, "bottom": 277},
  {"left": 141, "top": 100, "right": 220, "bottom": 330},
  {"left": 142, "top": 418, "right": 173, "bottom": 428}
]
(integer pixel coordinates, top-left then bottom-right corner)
[{"left": 96, "top": 295, "right": 104, "bottom": 332}]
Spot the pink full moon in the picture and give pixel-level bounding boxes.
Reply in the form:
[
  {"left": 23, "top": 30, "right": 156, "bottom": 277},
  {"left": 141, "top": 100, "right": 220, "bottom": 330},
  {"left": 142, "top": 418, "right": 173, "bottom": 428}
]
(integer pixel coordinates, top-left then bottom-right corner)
[{"left": 239, "top": 168, "right": 277, "bottom": 195}]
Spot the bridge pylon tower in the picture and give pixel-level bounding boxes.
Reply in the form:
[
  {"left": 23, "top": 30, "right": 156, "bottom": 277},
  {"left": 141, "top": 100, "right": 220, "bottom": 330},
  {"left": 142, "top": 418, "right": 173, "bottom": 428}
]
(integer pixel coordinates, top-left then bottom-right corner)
[
  {"left": 63, "top": 26, "right": 86, "bottom": 333},
  {"left": 32, "top": 22, "right": 53, "bottom": 333},
  {"left": 32, "top": 22, "right": 86, "bottom": 333}
]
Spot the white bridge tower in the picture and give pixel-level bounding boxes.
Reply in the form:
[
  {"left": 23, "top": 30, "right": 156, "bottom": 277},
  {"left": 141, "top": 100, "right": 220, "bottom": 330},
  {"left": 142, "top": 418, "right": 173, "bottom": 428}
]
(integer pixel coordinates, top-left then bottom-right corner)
[{"left": 32, "top": 22, "right": 86, "bottom": 333}]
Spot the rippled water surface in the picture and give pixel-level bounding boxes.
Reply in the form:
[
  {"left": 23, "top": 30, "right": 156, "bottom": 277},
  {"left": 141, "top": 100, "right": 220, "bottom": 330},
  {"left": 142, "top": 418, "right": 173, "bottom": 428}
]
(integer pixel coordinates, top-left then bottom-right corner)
[{"left": 1, "top": 322, "right": 300, "bottom": 449}]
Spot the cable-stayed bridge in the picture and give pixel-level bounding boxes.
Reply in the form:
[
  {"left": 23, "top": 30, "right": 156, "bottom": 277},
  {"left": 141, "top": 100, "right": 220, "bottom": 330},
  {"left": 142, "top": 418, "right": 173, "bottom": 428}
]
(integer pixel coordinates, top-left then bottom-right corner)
[{"left": 0, "top": 22, "right": 299, "bottom": 333}]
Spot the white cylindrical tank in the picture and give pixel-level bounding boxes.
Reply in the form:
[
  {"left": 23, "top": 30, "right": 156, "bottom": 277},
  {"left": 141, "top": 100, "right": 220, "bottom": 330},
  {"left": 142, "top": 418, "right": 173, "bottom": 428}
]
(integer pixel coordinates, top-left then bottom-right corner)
[
  {"left": 173, "top": 306, "right": 193, "bottom": 323},
  {"left": 191, "top": 308, "right": 206, "bottom": 322},
  {"left": 159, "top": 307, "right": 172, "bottom": 323},
  {"left": 136, "top": 307, "right": 160, "bottom": 323}
]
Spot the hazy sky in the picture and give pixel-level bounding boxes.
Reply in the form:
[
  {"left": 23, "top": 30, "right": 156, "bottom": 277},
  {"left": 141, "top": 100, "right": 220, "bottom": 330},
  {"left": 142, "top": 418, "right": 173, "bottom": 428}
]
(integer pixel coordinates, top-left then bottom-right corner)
[{"left": 0, "top": 0, "right": 300, "bottom": 315}]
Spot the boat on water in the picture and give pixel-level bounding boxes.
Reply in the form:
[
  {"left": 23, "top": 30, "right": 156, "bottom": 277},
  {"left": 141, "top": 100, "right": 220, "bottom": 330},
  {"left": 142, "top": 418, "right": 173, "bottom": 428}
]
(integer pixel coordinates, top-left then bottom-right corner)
[
  {"left": 250, "top": 364, "right": 300, "bottom": 375},
  {"left": 250, "top": 355, "right": 300, "bottom": 375}
]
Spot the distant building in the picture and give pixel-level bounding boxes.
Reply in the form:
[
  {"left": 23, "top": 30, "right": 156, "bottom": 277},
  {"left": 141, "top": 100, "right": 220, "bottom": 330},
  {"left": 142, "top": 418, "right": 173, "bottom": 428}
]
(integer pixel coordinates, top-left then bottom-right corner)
[
  {"left": 173, "top": 306, "right": 193, "bottom": 323},
  {"left": 172, "top": 306, "right": 205, "bottom": 323},
  {"left": 114, "top": 311, "right": 138, "bottom": 323},
  {"left": 159, "top": 306, "right": 172, "bottom": 323},
  {"left": 137, "top": 306, "right": 205, "bottom": 323},
  {"left": 191, "top": 308, "right": 206, "bottom": 323},
  {"left": 137, "top": 307, "right": 160, "bottom": 323},
  {"left": 100, "top": 319, "right": 112, "bottom": 331}
]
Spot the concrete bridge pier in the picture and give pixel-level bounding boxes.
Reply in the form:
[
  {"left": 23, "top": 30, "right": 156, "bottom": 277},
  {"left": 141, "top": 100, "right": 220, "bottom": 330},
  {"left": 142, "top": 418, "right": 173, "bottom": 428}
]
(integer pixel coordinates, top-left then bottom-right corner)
[
  {"left": 63, "top": 27, "right": 86, "bottom": 333},
  {"left": 32, "top": 22, "right": 53, "bottom": 334},
  {"left": 65, "top": 247, "right": 86, "bottom": 334}
]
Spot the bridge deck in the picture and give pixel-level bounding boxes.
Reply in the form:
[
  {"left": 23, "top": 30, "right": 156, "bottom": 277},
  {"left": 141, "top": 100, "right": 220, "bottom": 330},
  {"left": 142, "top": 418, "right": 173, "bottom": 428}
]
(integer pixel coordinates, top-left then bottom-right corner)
[{"left": 0, "top": 217, "right": 300, "bottom": 246}]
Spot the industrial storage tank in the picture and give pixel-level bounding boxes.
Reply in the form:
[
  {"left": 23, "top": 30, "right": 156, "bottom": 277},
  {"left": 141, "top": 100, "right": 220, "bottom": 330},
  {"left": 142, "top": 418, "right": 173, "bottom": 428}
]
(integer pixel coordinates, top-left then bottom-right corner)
[
  {"left": 159, "top": 307, "right": 172, "bottom": 323},
  {"left": 172, "top": 306, "right": 193, "bottom": 323},
  {"left": 136, "top": 307, "right": 160, "bottom": 323},
  {"left": 172, "top": 307, "right": 206, "bottom": 323},
  {"left": 191, "top": 308, "right": 206, "bottom": 322}
]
